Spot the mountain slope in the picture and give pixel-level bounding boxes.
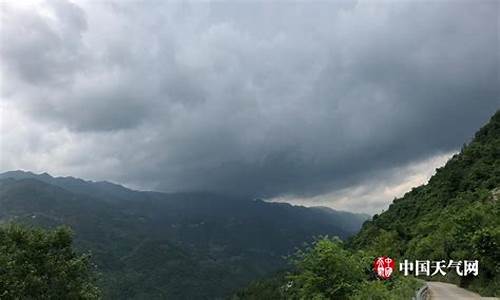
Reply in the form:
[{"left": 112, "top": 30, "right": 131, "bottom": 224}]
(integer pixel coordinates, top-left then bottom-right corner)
[
  {"left": 350, "top": 110, "right": 500, "bottom": 295},
  {"left": 0, "top": 170, "right": 142, "bottom": 202},
  {"left": 0, "top": 172, "right": 368, "bottom": 299},
  {"left": 232, "top": 110, "right": 500, "bottom": 299}
]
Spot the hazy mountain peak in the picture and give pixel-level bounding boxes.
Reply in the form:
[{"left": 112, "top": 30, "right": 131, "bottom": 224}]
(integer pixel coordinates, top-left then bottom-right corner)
[
  {"left": 0, "top": 170, "right": 41, "bottom": 178},
  {"left": 0, "top": 170, "right": 135, "bottom": 202}
]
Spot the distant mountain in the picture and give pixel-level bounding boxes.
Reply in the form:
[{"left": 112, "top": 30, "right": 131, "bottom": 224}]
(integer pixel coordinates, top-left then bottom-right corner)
[
  {"left": 0, "top": 170, "right": 141, "bottom": 201},
  {"left": 0, "top": 171, "right": 368, "bottom": 299}
]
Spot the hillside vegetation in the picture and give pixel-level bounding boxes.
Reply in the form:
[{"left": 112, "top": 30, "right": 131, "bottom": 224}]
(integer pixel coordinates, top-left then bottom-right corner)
[
  {"left": 0, "top": 224, "right": 99, "bottom": 299},
  {"left": 0, "top": 172, "right": 367, "bottom": 299},
  {"left": 235, "top": 110, "right": 500, "bottom": 298},
  {"left": 351, "top": 110, "right": 500, "bottom": 295}
]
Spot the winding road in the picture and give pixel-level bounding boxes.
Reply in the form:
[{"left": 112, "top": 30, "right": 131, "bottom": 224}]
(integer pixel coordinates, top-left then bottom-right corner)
[{"left": 427, "top": 282, "right": 498, "bottom": 300}]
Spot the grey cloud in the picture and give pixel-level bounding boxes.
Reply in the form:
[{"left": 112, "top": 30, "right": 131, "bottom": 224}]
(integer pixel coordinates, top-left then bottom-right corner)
[
  {"left": 0, "top": 0, "right": 87, "bottom": 85},
  {"left": 0, "top": 1, "right": 498, "bottom": 203}
]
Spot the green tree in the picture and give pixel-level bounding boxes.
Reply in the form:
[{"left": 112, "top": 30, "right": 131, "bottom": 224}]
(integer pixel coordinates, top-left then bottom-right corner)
[
  {"left": 286, "top": 237, "right": 364, "bottom": 299},
  {"left": 0, "top": 223, "right": 100, "bottom": 299}
]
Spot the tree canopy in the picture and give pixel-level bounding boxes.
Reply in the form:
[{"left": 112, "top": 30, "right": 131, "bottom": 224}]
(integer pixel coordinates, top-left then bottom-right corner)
[{"left": 0, "top": 224, "right": 100, "bottom": 299}]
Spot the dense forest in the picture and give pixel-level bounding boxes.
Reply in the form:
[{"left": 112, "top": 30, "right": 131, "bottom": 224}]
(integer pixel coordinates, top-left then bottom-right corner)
[
  {"left": 0, "top": 171, "right": 367, "bottom": 299},
  {"left": 350, "top": 110, "right": 500, "bottom": 295},
  {"left": 235, "top": 110, "right": 500, "bottom": 298}
]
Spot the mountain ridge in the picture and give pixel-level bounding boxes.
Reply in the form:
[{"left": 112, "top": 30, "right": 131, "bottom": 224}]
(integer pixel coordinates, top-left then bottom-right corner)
[
  {"left": 0, "top": 171, "right": 369, "bottom": 299},
  {"left": 231, "top": 110, "right": 500, "bottom": 299},
  {"left": 349, "top": 110, "right": 500, "bottom": 295}
]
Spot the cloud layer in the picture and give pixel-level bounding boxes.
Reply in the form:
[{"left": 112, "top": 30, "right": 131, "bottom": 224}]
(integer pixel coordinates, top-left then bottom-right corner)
[{"left": 1, "top": 1, "right": 498, "bottom": 212}]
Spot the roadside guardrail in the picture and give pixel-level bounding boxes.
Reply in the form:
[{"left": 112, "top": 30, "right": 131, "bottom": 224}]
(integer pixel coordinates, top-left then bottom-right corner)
[{"left": 414, "top": 282, "right": 429, "bottom": 300}]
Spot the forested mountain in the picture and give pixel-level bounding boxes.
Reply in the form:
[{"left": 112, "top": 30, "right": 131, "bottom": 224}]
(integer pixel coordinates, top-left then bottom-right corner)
[
  {"left": 234, "top": 110, "right": 500, "bottom": 299},
  {"left": 350, "top": 110, "right": 500, "bottom": 295},
  {"left": 0, "top": 171, "right": 367, "bottom": 299}
]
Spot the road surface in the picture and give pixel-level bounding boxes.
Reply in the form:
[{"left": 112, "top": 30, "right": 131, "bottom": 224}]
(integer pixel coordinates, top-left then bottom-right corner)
[{"left": 427, "top": 282, "right": 498, "bottom": 300}]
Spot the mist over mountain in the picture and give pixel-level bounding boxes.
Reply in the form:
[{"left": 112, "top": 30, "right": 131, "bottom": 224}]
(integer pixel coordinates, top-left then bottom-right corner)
[
  {"left": 0, "top": 171, "right": 367, "bottom": 299},
  {"left": 2, "top": 1, "right": 498, "bottom": 213},
  {"left": 233, "top": 110, "right": 500, "bottom": 299}
]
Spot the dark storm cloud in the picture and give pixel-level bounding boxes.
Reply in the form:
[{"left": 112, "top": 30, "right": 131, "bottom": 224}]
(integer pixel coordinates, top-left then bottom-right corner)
[{"left": 1, "top": 1, "right": 499, "bottom": 203}]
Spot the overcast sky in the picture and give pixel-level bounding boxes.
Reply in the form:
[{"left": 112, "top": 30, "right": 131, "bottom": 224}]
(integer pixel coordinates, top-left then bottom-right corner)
[{"left": 0, "top": 0, "right": 498, "bottom": 214}]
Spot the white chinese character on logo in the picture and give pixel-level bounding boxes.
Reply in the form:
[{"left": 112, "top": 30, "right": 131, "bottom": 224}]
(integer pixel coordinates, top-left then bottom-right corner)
[
  {"left": 384, "top": 266, "right": 393, "bottom": 277},
  {"left": 416, "top": 260, "right": 430, "bottom": 276},
  {"left": 384, "top": 258, "right": 393, "bottom": 277},
  {"left": 397, "top": 259, "right": 479, "bottom": 277},
  {"left": 399, "top": 259, "right": 414, "bottom": 276},
  {"left": 447, "top": 260, "right": 463, "bottom": 276},
  {"left": 431, "top": 260, "right": 447, "bottom": 276},
  {"left": 376, "top": 257, "right": 385, "bottom": 278},
  {"left": 463, "top": 260, "right": 479, "bottom": 276}
]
